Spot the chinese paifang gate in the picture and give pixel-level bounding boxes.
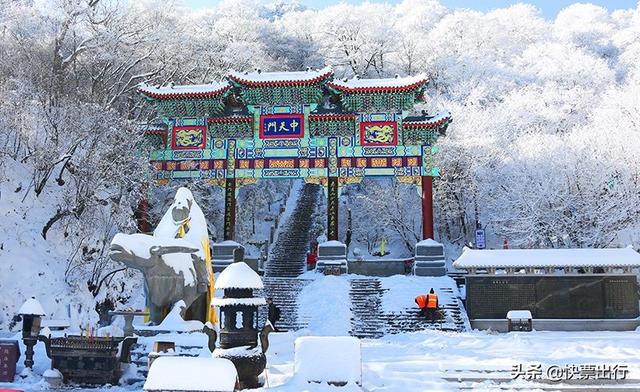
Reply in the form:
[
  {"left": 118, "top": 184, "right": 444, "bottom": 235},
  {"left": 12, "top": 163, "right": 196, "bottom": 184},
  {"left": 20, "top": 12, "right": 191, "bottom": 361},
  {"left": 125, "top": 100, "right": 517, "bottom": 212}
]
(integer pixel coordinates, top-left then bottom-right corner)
[{"left": 138, "top": 67, "right": 452, "bottom": 242}]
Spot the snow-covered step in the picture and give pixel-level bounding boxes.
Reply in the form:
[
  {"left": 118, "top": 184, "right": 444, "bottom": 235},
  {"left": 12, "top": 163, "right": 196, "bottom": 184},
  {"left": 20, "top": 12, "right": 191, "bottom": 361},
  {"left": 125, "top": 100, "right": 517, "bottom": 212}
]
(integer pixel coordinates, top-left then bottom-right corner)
[
  {"left": 257, "top": 277, "right": 312, "bottom": 331},
  {"left": 350, "top": 277, "right": 470, "bottom": 337},
  {"left": 349, "top": 278, "right": 386, "bottom": 339}
]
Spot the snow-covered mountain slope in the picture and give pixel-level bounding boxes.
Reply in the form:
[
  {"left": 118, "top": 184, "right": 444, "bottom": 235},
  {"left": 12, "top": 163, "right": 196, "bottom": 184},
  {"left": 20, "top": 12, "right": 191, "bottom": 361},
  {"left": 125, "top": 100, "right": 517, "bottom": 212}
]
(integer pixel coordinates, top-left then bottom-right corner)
[{"left": 0, "top": 160, "right": 90, "bottom": 329}]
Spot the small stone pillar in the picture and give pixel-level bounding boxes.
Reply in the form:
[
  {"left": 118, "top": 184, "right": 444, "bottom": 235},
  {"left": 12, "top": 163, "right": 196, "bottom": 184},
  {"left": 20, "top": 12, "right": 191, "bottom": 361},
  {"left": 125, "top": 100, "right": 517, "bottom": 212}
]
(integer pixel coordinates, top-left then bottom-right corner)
[
  {"left": 316, "top": 240, "right": 348, "bottom": 275},
  {"left": 413, "top": 239, "right": 446, "bottom": 276},
  {"left": 212, "top": 262, "right": 267, "bottom": 389},
  {"left": 211, "top": 241, "right": 245, "bottom": 273}
]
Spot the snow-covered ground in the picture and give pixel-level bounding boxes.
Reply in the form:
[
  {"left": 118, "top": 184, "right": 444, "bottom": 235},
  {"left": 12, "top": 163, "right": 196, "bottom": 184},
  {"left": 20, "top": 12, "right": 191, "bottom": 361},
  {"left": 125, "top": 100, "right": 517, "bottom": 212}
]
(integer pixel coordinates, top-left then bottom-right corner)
[
  {"left": 0, "top": 160, "right": 93, "bottom": 328},
  {"left": 4, "top": 328, "right": 640, "bottom": 391},
  {"left": 267, "top": 329, "right": 640, "bottom": 391},
  {"left": 297, "top": 275, "right": 352, "bottom": 336},
  {"left": 3, "top": 273, "right": 640, "bottom": 391}
]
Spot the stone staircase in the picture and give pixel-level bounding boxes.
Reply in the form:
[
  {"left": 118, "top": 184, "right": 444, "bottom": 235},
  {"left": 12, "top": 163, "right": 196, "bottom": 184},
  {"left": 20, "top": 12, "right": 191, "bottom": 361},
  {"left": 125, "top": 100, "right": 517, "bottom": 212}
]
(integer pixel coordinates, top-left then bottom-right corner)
[
  {"left": 349, "top": 278, "right": 469, "bottom": 338},
  {"left": 257, "top": 277, "right": 312, "bottom": 331},
  {"left": 384, "top": 284, "right": 469, "bottom": 334},
  {"left": 256, "top": 183, "right": 320, "bottom": 331},
  {"left": 265, "top": 183, "right": 320, "bottom": 278},
  {"left": 349, "top": 278, "right": 386, "bottom": 339}
]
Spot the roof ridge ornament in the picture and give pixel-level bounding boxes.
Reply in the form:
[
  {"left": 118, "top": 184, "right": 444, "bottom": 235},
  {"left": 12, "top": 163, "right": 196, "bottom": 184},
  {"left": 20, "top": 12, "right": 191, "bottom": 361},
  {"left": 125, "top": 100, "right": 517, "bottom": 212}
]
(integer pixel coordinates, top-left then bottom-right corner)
[
  {"left": 225, "top": 67, "right": 334, "bottom": 88},
  {"left": 137, "top": 80, "right": 232, "bottom": 100}
]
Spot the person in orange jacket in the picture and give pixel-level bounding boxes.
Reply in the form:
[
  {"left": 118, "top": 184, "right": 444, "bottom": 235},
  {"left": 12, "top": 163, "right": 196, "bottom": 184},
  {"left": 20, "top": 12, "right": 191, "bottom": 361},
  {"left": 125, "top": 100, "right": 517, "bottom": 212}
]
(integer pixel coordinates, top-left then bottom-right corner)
[
  {"left": 415, "top": 293, "right": 428, "bottom": 318},
  {"left": 415, "top": 288, "right": 439, "bottom": 322}
]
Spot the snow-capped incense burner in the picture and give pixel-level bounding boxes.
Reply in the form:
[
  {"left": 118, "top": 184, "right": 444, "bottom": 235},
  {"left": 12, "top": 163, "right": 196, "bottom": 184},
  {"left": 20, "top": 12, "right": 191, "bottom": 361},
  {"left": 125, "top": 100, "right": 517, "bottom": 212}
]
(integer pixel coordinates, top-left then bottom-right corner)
[{"left": 212, "top": 262, "right": 267, "bottom": 388}]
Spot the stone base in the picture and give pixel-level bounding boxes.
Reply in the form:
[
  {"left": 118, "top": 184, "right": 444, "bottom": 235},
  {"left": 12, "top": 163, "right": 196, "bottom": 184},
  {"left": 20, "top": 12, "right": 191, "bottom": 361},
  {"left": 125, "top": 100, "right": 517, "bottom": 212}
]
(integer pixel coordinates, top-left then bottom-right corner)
[
  {"left": 214, "top": 350, "right": 266, "bottom": 389},
  {"left": 413, "top": 262, "right": 446, "bottom": 276},
  {"left": 471, "top": 318, "right": 640, "bottom": 332},
  {"left": 316, "top": 262, "right": 348, "bottom": 275},
  {"left": 348, "top": 260, "right": 406, "bottom": 276}
]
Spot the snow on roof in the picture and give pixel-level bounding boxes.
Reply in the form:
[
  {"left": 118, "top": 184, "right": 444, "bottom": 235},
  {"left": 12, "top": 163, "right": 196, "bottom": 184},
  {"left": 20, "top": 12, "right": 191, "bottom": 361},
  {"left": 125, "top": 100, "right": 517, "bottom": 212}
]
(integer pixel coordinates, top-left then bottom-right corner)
[
  {"left": 507, "top": 310, "right": 532, "bottom": 320},
  {"left": 211, "top": 297, "right": 266, "bottom": 307},
  {"left": 18, "top": 297, "right": 45, "bottom": 316},
  {"left": 328, "top": 74, "right": 428, "bottom": 94},
  {"left": 403, "top": 111, "right": 452, "bottom": 129},
  {"left": 319, "top": 240, "right": 346, "bottom": 248},
  {"left": 453, "top": 247, "right": 640, "bottom": 269},
  {"left": 227, "top": 66, "right": 333, "bottom": 87},
  {"left": 216, "top": 262, "right": 263, "bottom": 289},
  {"left": 143, "top": 357, "right": 237, "bottom": 392},
  {"left": 294, "top": 336, "right": 361, "bottom": 384},
  {"left": 133, "top": 122, "right": 167, "bottom": 134},
  {"left": 416, "top": 238, "right": 443, "bottom": 247},
  {"left": 138, "top": 81, "right": 231, "bottom": 100}
]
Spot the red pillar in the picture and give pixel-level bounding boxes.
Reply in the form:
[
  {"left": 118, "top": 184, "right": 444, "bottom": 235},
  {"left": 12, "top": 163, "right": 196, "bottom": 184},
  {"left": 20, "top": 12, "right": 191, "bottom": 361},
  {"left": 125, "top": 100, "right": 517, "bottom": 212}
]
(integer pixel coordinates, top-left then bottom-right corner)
[
  {"left": 421, "top": 176, "right": 434, "bottom": 240},
  {"left": 136, "top": 195, "right": 151, "bottom": 233}
]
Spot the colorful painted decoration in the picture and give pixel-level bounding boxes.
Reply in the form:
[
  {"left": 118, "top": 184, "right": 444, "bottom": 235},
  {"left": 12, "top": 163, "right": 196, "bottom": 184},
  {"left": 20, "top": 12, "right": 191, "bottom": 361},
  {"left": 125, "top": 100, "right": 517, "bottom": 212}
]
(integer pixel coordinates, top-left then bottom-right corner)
[
  {"left": 172, "top": 126, "right": 207, "bottom": 149},
  {"left": 360, "top": 122, "right": 397, "bottom": 146},
  {"left": 260, "top": 114, "right": 304, "bottom": 139},
  {"left": 143, "top": 70, "right": 451, "bottom": 182}
]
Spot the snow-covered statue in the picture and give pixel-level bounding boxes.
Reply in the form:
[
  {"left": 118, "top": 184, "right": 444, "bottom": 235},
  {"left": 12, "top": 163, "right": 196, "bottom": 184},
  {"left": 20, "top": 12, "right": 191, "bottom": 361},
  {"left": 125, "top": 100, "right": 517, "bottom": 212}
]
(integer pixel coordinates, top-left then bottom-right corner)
[{"left": 109, "top": 188, "right": 216, "bottom": 325}]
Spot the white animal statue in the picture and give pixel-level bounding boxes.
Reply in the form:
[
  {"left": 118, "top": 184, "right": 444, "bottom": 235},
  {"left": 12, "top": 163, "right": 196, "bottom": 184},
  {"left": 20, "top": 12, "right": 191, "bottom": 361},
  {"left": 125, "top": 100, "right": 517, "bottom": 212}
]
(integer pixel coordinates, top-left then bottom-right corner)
[{"left": 109, "top": 188, "right": 212, "bottom": 324}]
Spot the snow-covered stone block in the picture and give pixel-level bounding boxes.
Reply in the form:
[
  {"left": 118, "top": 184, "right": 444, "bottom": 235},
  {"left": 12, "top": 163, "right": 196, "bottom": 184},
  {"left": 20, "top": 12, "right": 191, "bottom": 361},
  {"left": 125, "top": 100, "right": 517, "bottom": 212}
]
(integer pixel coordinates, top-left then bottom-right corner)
[
  {"left": 316, "top": 241, "right": 348, "bottom": 275},
  {"left": 212, "top": 241, "right": 245, "bottom": 272},
  {"left": 144, "top": 357, "right": 237, "bottom": 392},
  {"left": 507, "top": 310, "right": 533, "bottom": 332},
  {"left": 414, "top": 239, "right": 446, "bottom": 276},
  {"left": 294, "top": 336, "right": 361, "bottom": 386},
  {"left": 507, "top": 310, "right": 532, "bottom": 320}
]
